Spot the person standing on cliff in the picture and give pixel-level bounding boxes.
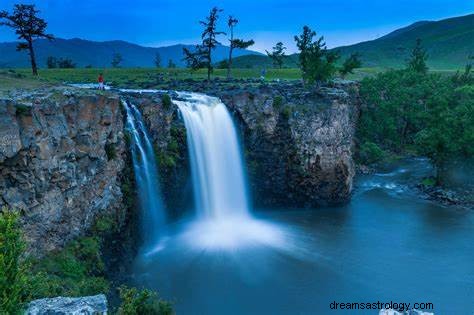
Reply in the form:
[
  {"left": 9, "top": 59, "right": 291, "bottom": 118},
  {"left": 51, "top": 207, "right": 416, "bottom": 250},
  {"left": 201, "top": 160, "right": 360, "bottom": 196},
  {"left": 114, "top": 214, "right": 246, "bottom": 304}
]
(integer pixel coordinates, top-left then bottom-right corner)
[{"left": 98, "top": 73, "right": 104, "bottom": 90}]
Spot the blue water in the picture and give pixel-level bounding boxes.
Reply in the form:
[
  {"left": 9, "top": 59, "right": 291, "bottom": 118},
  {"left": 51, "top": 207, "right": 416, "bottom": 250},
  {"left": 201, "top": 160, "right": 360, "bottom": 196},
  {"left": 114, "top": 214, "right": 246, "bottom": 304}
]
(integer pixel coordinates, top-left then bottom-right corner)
[{"left": 133, "top": 158, "right": 474, "bottom": 314}]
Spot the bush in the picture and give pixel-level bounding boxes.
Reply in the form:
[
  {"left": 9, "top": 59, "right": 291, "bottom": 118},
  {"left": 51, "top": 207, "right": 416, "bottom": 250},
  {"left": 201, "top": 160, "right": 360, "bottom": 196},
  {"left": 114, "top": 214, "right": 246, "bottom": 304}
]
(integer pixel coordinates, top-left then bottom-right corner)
[
  {"left": 117, "top": 286, "right": 173, "bottom": 315},
  {"left": 0, "top": 208, "right": 30, "bottom": 314},
  {"left": 105, "top": 143, "right": 117, "bottom": 161},
  {"left": 29, "top": 236, "right": 109, "bottom": 299},
  {"left": 161, "top": 94, "right": 172, "bottom": 110},
  {"left": 357, "top": 141, "right": 385, "bottom": 165},
  {"left": 273, "top": 95, "right": 283, "bottom": 109},
  {"left": 15, "top": 104, "right": 31, "bottom": 117}
]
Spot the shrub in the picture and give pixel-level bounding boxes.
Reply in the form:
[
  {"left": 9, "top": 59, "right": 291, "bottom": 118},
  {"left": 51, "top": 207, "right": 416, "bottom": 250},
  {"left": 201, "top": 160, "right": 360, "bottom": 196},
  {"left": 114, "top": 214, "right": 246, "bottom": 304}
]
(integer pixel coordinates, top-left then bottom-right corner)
[
  {"left": 357, "top": 141, "right": 385, "bottom": 165},
  {"left": 29, "top": 236, "right": 109, "bottom": 299},
  {"left": 117, "top": 286, "right": 173, "bottom": 315},
  {"left": 273, "top": 95, "right": 283, "bottom": 109},
  {"left": 15, "top": 104, "right": 31, "bottom": 117},
  {"left": 0, "top": 207, "right": 30, "bottom": 315},
  {"left": 161, "top": 94, "right": 172, "bottom": 110},
  {"left": 105, "top": 143, "right": 117, "bottom": 161}
]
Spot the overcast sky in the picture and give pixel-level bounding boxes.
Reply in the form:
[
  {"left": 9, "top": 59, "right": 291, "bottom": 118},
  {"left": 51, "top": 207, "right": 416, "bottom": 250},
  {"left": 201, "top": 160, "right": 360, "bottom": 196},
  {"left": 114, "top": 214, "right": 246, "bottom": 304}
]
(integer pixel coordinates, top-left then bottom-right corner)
[{"left": 0, "top": 0, "right": 473, "bottom": 53}]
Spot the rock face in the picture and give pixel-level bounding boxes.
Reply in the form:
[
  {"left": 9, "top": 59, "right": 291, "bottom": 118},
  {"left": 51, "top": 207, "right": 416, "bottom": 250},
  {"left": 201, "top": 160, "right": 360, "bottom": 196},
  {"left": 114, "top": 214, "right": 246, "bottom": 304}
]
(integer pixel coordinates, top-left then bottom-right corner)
[
  {"left": 134, "top": 81, "right": 360, "bottom": 208},
  {"left": 26, "top": 294, "right": 107, "bottom": 315},
  {"left": 0, "top": 88, "right": 125, "bottom": 254}
]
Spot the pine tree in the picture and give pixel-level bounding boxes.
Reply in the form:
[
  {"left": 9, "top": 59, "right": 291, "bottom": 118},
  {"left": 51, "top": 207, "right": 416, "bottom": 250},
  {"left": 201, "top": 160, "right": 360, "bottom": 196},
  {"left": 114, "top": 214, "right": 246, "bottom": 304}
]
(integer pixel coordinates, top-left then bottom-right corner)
[
  {"left": 226, "top": 16, "right": 254, "bottom": 78},
  {"left": 111, "top": 53, "right": 123, "bottom": 68},
  {"left": 339, "top": 53, "right": 362, "bottom": 78},
  {"left": 407, "top": 38, "right": 428, "bottom": 74},
  {"left": 200, "top": 7, "right": 226, "bottom": 81},
  {"left": 295, "top": 26, "right": 339, "bottom": 85},
  {"left": 266, "top": 42, "right": 286, "bottom": 69},
  {"left": 0, "top": 4, "right": 54, "bottom": 75}
]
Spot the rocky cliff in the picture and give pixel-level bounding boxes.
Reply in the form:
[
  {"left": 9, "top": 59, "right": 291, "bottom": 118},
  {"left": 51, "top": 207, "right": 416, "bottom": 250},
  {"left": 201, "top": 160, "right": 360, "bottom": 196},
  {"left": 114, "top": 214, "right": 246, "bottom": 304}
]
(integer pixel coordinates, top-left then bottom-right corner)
[
  {"left": 0, "top": 88, "right": 126, "bottom": 254},
  {"left": 0, "top": 81, "right": 358, "bottom": 253},
  {"left": 133, "top": 80, "right": 360, "bottom": 208}
]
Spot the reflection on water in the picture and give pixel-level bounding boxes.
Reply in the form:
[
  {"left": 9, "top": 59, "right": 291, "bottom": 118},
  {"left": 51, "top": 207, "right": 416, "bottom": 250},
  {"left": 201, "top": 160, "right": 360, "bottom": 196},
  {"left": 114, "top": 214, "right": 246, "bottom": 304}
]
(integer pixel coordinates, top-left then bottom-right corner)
[{"left": 132, "top": 159, "right": 474, "bottom": 315}]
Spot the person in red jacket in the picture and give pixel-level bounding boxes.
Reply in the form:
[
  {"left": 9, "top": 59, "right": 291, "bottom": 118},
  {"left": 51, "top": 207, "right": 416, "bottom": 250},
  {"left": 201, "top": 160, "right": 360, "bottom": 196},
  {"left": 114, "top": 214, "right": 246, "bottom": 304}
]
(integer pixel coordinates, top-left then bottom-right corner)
[{"left": 98, "top": 73, "right": 104, "bottom": 90}]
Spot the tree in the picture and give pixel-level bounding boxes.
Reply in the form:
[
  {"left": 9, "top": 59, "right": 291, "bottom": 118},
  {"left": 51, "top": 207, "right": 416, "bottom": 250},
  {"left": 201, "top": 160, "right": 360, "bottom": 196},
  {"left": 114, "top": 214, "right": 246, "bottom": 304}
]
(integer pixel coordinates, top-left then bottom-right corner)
[
  {"left": 182, "top": 46, "right": 206, "bottom": 71},
  {"left": 154, "top": 52, "right": 162, "bottom": 68},
  {"left": 226, "top": 16, "right": 254, "bottom": 78},
  {"left": 0, "top": 4, "right": 54, "bottom": 75},
  {"left": 0, "top": 208, "right": 30, "bottom": 314},
  {"left": 407, "top": 38, "right": 428, "bottom": 74},
  {"left": 294, "top": 26, "right": 338, "bottom": 85},
  {"left": 167, "top": 59, "right": 176, "bottom": 68},
  {"left": 200, "top": 7, "right": 226, "bottom": 81},
  {"left": 339, "top": 53, "right": 362, "bottom": 78},
  {"left": 57, "top": 58, "right": 76, "bottom": 68},
  {"left": 46, "top": 56, "right": 57, "bottom": 69},
  {"left": 117, "top": 286, "right": 173, "bottom": 315},
  {"left": 111, "top": 53, "right": 123, "bottom": 68},
  {"left": 266, "top": 42, "right": 286, "bottom": 69}
]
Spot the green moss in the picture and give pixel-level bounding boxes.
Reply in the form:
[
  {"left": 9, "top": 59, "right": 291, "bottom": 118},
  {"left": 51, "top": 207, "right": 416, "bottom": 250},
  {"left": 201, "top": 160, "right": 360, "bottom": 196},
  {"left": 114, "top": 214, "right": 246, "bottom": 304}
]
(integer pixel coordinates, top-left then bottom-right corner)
[
  {"left": 105, "top": 143, "right": 117, "bottom": 161},
  {"left": 15, "top": 104, "right": 31, "bottom": 117},
  {"left": 161, "top": 94, "right": 172, "bottom": 110},
  {"left": 273, "top": 95, "right": 283, "bottom": 109},
  {"left": 421, "top": 177, "right": 436, "bottom": 187},
  {"left": 281, "top": 105, "right": 292, "bottom": 119}
]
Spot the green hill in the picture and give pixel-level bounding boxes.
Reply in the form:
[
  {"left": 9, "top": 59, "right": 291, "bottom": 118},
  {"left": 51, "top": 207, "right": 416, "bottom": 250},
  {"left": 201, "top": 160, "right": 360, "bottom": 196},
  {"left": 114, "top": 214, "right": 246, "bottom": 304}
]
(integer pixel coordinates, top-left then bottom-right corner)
[
  {"left": 336, "top": 13, "right": 474, "bottom": 69},
  {"left": 0, "top": 38, "right": 262, "bottom": 68},
  {"left": 226, "top": 14, "right": 474, "bottom": 70}
]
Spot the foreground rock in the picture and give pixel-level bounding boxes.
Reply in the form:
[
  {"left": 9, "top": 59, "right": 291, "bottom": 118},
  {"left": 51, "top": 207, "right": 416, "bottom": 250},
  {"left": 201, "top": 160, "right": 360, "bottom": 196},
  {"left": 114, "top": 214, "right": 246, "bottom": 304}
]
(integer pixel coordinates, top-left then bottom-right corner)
[
  {"left": 26, "top": 295, "right": 107, "bottom": 315},
  {"left": 0, "top": 88, "right": 126, "bottom": 254}
]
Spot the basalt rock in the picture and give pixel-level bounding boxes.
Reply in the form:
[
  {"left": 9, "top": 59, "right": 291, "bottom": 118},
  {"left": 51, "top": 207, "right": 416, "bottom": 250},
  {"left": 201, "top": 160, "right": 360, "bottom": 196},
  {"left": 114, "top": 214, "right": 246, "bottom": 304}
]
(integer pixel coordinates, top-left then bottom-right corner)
[
  {"left": 0, "top": 88, "right": 126, "bottom": 254},
  {"left": 26, "top": 294, "right": 108, "bottom": 315}
]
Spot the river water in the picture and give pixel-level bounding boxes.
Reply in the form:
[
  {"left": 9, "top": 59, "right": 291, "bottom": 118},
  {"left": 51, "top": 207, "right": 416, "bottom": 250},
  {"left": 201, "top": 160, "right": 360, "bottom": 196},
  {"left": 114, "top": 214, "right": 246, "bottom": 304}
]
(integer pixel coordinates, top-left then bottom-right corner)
[{"left": 132, "top": 157, "right": 473, "bottom": 314}]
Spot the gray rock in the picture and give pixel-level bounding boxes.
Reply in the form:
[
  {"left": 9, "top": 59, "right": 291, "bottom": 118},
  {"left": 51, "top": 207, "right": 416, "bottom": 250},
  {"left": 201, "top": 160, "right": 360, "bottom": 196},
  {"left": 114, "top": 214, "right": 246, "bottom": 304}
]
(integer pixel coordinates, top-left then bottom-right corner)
[
  {"left": 0, "top": 89, "right": 126, "bottom": 255},
  {"left": 26, "top": 295, "right": 107, "bottom": 315}
]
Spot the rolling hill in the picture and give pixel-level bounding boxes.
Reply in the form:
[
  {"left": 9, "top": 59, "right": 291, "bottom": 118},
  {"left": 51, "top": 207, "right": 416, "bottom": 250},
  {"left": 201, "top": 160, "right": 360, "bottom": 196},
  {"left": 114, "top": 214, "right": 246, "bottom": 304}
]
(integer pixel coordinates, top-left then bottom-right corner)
[
  {"left": 224, "top": 13, "right": 474, "bottom": 70},
  {"left": 0, "top": 38, "right": 262, "bottom": 68},
  {"left": 336, "top": 13, "right": 474, "bottom": 69}
]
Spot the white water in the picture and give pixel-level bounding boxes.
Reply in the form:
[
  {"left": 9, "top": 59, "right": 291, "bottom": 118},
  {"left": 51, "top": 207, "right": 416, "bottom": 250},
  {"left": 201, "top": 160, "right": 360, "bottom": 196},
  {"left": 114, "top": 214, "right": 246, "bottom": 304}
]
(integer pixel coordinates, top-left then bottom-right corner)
[
  {"left": 169, "top": 92, "right": 286, "bottom": 251},
  {"left": 174, "top": 92, "right": 250, "bottom": 219},
  {"left": 123, "top": 100, "right": 165, "bottom": 248}
]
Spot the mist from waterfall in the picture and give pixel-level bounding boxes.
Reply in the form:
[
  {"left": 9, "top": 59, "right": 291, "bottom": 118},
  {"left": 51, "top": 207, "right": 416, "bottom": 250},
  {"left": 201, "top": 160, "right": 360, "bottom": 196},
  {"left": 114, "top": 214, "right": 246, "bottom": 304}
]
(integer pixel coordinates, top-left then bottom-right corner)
[
  {"left": 172, "top": 92, "right": 287, "bottom": 251},
  {"left": 123, "top": 100, "right": 165, "bottom": 249}
]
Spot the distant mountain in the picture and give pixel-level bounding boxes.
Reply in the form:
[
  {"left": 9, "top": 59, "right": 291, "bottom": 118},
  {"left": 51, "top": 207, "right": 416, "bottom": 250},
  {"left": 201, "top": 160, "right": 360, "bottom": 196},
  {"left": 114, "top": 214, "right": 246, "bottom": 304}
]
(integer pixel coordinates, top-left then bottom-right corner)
[
  {"left": 336, "top": 13, "right": 474, "bottom": 69},
  {"left": 0, "top": 38, "right": 263, "bottom": 68},
  {"left": 227, "top": 14, "right": 474, "bottom": 70}
]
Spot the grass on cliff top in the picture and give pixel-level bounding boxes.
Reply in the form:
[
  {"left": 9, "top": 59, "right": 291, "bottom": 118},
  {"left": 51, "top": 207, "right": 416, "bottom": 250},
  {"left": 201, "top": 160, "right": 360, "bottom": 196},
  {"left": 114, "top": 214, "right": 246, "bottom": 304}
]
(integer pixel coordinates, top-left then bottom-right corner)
[
  {"left": 0, "top": 70, "right": 54, "bottom": 92},
  {"left": 1, "top": 67, "right": 457, "bottom": 91},
  {"left": 5, "top": 67, "right": 381, "bottom": 87}
]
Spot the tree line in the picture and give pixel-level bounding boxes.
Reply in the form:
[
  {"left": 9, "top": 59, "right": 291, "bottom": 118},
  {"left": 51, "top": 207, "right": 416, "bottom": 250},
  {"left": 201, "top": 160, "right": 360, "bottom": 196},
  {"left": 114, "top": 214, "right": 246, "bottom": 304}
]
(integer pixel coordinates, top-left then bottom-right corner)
[{"left": 357, "top": 40, "right": 473, "bottom": 185}]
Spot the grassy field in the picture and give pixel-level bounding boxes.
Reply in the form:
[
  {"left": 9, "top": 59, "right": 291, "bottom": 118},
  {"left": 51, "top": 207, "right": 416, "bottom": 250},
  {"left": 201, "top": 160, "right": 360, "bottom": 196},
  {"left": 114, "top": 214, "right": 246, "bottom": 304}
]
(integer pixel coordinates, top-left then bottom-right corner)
[{"left": 1, "top": 67, "right": 457, "bottom": 91}]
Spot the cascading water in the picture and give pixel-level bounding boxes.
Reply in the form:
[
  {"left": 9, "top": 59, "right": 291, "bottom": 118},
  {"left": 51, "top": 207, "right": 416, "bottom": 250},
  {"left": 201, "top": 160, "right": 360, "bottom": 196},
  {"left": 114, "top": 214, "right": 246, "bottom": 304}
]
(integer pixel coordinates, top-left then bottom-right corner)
[
  {"left": 123, "top": 100, "right": 165, "bottom": 249},
  {"left": 174, "top": 92, "right": 250, "bottom": 219},
  {"left": 172, "top": 92, "right": 285, "bottom": 250}
]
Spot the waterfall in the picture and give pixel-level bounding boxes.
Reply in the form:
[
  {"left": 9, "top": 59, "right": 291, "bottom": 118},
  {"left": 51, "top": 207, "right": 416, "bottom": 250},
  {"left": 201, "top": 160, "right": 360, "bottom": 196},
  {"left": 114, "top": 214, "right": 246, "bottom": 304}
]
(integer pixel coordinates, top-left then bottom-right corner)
[
  {"left": 174, "top": 92, "right": 250, "bottom": 219},
  {"left": 123, "top": 100, "right": 165, "bottom": 248},
  {"left": 170, "top": 92, "right": 287, "bottom": 251}
]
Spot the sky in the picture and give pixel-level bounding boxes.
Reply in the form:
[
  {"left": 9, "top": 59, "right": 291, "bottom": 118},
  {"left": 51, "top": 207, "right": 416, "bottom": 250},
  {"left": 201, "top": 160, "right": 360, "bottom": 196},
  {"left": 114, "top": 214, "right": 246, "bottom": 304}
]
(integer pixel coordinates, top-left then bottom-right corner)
[{"left": 0, "top": 0, "right": 473, "bottom": 53}]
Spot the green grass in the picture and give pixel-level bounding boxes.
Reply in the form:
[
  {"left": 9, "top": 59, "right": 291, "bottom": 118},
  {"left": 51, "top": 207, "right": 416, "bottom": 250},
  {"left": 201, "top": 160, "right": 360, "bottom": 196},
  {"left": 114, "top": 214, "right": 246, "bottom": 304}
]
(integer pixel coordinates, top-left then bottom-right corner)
[{"left": 0, "top": 67, "right": 459, "bottom": 92}]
